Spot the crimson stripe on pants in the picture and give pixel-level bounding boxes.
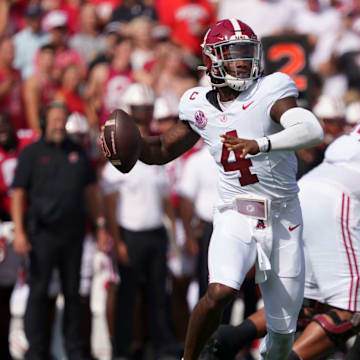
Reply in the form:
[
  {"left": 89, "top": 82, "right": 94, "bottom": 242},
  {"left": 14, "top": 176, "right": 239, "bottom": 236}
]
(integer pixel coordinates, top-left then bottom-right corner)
[{"left": 341, "top": 193, "right": 354, "bottom": 310}]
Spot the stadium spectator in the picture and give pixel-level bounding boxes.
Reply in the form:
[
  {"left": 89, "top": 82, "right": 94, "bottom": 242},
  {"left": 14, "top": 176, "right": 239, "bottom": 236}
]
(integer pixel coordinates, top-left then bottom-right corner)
[
  {"left": 96, "top": 36, "right": 134, "bottom": 125},
  {"left": 24, "top": 44, "right": 57, "bottom": 133},
  {"left": 0, "top": 112, "right": 37, "bottom": 360},
  {"left": 156, "top": 0, "right": 216, "bottom": 59},
  {"left": 151, "top": 42, "right": 197, "bottom": 110},
  {"left": 216, "top": 0, "right": 295, "bottom": 39},
  {"left": 69, "top": 3, "right": 107, "bottom": 65},
  {"left": 42, "top": 10, "right": 87, "bottom": 82},
  {"left": 291, "top": 0, "right": 343, "bottom": 75},
  {"left": 111, "top": 0, "right": 158, "bottom": 25},
  {"left": 127, "top": 16, "right": 156, "bottom": 71},
  {"left": 11, "top": 101, "right": 107, "bottom": 360},
  {"left": 54, "top": 64, "right": 98, "bottom": 127},
  {"left": 12, "top": 5, "right": 49, "bottom": 80},
  {"left": 88, "top": 21, "right": 123, "bottom": 69},
  {"left": 0, "top": 0, "right": 10, "bottom": 37},
  {"left": 0, "top": 36, "right": 26, "bottom": 130},
  {"left": 0, "top": 0, "right": 27, "bottom": 36}
]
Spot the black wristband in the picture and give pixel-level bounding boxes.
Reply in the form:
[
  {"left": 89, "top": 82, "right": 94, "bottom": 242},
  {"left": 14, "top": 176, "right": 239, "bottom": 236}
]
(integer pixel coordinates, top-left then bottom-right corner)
[{"left": 265, "top": 136, "right": 271, "bottom": 152}]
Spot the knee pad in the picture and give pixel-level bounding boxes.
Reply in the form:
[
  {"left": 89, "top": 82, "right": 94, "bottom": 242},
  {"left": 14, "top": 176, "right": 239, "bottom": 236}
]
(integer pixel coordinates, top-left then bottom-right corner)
[
  {"left": 313, "top": 310, "right": 360, "bottom": 346},
  {"left": 297, "top": 298, "right": 331, "bottom": 330},
  {"left": 259, "top": 329, "right": 294, "bottom": 360}
]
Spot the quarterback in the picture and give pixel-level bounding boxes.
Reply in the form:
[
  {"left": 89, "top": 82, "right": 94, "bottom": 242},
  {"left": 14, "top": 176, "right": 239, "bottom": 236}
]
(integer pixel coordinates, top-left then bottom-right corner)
[{"left": 104, "top": 19, "right": 324, "bottom": 360}]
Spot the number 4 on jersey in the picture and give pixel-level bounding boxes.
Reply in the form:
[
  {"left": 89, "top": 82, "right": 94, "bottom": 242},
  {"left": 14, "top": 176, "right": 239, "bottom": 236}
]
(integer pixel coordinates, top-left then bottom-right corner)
[{"left": 221, "top": 130, "right": 259, "bottom": 186}]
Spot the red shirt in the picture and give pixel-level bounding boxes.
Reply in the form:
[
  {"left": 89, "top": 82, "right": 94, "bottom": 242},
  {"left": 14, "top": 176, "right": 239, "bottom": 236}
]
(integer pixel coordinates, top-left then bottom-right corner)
[
  {"left": 0, "top": 130, "right": 38, "bottom": 217},
  {"left": 99, "top": 68, "right": 133, "bottom": 126},
  {"left": 156, "top": 0, "right": 216, "bottom": 55},
  {"left": 56, "top": 88, "right": 86, "bottom": 115},
  {"left": 0, "top": 68, "right": 27, "bottom": 130}
]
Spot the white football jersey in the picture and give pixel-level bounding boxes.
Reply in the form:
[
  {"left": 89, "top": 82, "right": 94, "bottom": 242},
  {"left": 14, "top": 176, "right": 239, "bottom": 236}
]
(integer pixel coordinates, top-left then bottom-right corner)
[
  {"left": 179, "top": 72, "right": 299, "bottom": 204},
  {"left": 300, "top": 123, "right": 360, "bottom": 197}
]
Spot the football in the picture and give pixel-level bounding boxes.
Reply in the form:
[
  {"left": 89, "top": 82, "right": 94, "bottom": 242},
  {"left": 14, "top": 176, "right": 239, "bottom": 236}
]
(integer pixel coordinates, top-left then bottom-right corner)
[{"left": 102, "top": 109, "right": 142, "bottom": 173}]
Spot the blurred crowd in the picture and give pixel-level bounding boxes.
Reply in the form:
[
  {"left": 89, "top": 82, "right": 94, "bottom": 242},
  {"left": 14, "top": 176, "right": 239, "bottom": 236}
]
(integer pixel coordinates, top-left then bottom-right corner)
[{"left": 1, "top": 0, "right": 360, "bottom": 359}]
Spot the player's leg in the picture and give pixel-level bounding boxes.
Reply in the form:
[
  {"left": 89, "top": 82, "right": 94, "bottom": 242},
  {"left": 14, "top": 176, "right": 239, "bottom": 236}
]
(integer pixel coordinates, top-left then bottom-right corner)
[
  {"left": 293, "top": 307, "right": 356, "bottom": 359},
  {"left": 58, "top": 237, "right": 84, "bottom": 359},
  {"left": 79, "top": 234, "right": 97, "bottom": 359},
  {"left": 147, "top": 227, "right": 176, "bottom": 356},
  {"left": 258, "top": 197, "right": 305, "bottom": 360},
  {"left": 258, "top": 274, "right": 304, "bottom": 360},
  {"left": 183, "top": 209, "right": 257, "bottom": 360},
  {"left": 298, "top": 183, "right": 360, "bottom": 358},
  {"left": 200, "top": 308, "right": 267, "bottom": 359},
  {"left": 24, "top": 233, "right": 56, "bottom": 360},
  {"left": 0, "top": 285, "right": 14, "bottom": 360}
]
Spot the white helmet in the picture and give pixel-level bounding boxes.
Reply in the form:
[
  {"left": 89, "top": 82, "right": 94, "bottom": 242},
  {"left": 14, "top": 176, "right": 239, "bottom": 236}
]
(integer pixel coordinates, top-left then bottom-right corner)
[
  {"left": 122, "top": 83, "right": 155, "bottom": 109},
  {"left": 153, "top": 97, "right": 178, "bottom": 121},
  {"left": 66, "top": 112, "right": 90, "bottom": 135},
  {"left": 312, "top": 95, "right": 345, "bottom": 119},
  {"left": 345, "top": 101, "right": 360, "bottom": 125}
]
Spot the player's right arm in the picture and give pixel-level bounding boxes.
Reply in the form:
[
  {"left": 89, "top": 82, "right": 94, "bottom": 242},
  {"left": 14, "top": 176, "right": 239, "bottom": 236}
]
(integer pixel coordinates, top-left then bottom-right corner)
[
  {"left": 139, "top": 121, "right": 200, "bottom": 165},
  {"left": 11, "top": 188, "right": 31, "bottom": 256}
]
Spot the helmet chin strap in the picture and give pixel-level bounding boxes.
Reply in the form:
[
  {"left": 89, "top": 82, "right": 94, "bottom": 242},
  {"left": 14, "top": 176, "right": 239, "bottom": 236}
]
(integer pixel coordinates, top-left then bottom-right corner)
[{"left": 223, "top": 72, "right": 254, "bottom": 92}]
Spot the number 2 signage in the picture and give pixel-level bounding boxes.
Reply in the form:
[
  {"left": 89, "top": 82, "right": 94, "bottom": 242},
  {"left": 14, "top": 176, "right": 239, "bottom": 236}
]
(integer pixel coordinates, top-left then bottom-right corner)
[{"left": 262, "top": 34, "right": 310, "bottom": 106}]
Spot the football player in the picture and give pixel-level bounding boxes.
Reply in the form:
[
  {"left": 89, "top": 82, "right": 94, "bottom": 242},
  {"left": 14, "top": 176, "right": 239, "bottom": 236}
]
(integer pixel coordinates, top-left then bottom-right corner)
[
  {"left": 200, "top": 122, "right": 360, "bottom": 360},
  {"left": 102, "top": 18, "right": 324, "bottom": 360}
]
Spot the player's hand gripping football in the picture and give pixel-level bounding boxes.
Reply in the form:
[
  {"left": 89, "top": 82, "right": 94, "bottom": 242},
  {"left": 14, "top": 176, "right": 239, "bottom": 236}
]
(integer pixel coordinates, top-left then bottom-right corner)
[{"left": 220, "top": 134, "right": 260, "bottom": 158}]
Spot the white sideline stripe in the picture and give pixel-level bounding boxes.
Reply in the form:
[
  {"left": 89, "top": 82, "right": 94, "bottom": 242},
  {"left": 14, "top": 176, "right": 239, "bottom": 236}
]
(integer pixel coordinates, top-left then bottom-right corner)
[{"left": 230, "top": 18, "right": 241, "bottom": 32}]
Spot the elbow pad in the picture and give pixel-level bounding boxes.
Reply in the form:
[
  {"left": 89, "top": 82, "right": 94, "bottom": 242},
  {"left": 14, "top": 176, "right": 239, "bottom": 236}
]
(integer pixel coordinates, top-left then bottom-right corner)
[{"left": 257, "top": 108, "right": 324, "bottom": 152}]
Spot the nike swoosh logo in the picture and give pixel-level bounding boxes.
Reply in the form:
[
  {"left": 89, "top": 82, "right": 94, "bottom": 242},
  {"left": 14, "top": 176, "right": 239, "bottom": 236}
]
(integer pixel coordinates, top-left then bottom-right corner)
[
  {"left": 242, "top": 101, "right": 254, "bottom": 110},
  {"left": 289, "top": 224, "right": 301, "bottom": 232}
]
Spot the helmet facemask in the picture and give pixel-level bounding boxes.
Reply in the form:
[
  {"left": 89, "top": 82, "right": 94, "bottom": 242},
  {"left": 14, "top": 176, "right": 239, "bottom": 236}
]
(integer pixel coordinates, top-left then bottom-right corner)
[{"left": 203, "top": 39, "right": 262, "bottom": 92}]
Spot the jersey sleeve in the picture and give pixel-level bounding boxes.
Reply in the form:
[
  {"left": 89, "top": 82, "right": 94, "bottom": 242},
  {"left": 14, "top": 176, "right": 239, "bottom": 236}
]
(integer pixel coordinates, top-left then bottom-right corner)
[
  {"left": 178, "top": 87, "right": 202, "bottom": 135},
  {"left": 263, "top": 72, "right": 299, "bottom": 117},
  {"left": 100, "top": 162, "right": 125, "bottom": 195},
  {"left": 11, "top": 146, "right": 34, "bottom": 190},
  {"left": 270, "top": 72, "right": 298, "bottom": 99}
]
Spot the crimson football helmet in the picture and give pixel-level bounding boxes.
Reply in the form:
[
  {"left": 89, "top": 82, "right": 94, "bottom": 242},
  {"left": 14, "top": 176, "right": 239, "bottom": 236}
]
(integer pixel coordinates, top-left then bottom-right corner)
[{"left": 200, "top": 19, "right": 262, "bottom": 92}]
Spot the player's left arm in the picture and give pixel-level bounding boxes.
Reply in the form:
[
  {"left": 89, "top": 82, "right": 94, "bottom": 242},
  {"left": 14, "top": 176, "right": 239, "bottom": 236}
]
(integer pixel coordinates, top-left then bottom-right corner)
[
  {"left": 265, "top": 96, "right": 324, "bottom": 151},
  {"left": 222, "top": 97, "right": 323, "bottom": 158}
]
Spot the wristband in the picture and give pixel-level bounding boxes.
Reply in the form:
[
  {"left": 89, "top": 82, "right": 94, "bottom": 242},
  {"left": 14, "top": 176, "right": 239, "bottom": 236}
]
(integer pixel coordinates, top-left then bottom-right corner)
[{"left": 256, "top": 136, "right": 271, "bottom": 153}]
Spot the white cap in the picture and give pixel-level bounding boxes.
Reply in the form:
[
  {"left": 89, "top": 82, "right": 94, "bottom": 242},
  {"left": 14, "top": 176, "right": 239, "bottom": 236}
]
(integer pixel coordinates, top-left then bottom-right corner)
[
  {"left": 345, "top": 101, "right": 360, "bottom": 124},
  {"left": 42, "top": 10, "right": 68, "bottom": 32},
  {"left": 313, "top": 95, "right": 345, "bottom": 119},
  {"left": 66, "top": 112, "right": 89, "bottom": 134},
  {"left": 122, "top": 83, "right": 155, "bottom": 107},
  {"left": 153, "top": 97, "right": 178, "bottom": 120}
]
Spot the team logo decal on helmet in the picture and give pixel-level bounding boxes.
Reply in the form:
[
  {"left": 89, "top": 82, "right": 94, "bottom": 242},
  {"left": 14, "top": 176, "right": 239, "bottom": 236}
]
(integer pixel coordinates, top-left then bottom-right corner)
[
  {"left": 194, "top": 110, "right": 208, "bottom": 129},
  {"left": 199, "top": 18, "right": 262, "bottom": 92}
]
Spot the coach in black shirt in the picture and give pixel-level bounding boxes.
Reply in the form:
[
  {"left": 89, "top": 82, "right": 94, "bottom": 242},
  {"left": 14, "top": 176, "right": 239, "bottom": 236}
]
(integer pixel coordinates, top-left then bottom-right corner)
[{"left": 11, "top": 102, "right": 106, "bottom": 360}]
